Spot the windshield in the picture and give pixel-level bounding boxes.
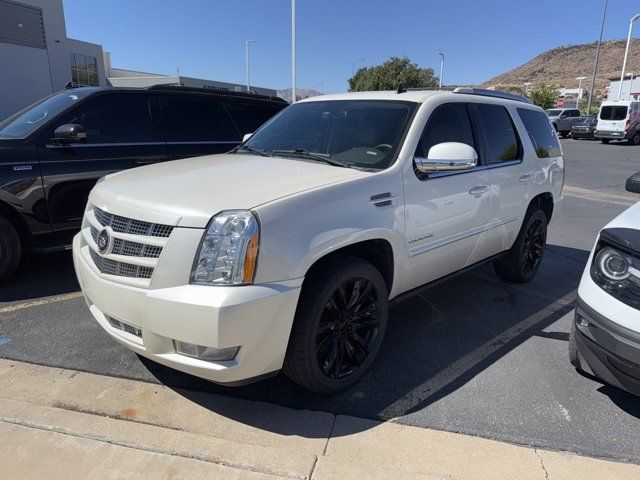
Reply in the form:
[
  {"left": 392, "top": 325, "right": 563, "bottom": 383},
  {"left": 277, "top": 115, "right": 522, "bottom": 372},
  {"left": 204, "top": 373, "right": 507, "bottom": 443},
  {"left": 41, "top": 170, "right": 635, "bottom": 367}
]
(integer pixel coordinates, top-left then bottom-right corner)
[
  {"left": 241, "top": 100, "right": 417, "bottom": 170},
  {"left": 600, "top": 105, "right": 628, "bottom": 121},
  {"left": 578, "top": 116, "right": 596, "bottom": 125},
  {"left": 0, "top": 91, "right": 89, "bottom": 139},
  {"left": 546, "top": 109, "right": 562, "bottom": 117}
]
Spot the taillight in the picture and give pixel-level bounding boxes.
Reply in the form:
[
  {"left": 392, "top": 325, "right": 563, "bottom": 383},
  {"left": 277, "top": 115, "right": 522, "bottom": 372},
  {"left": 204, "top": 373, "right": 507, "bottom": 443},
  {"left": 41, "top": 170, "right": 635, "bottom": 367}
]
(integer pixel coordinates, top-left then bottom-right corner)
[{"left": 626, "top": 119, "right": 631, "bottom": 131}]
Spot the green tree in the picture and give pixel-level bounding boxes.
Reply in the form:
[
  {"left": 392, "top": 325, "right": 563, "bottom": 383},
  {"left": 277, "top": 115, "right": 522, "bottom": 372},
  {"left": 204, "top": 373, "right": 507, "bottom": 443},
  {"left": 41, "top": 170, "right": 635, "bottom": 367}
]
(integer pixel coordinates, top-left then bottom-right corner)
[
  {"left": 527, "top": 83, "right": 559, "bottom": 110},
  {"left": 348, "top": 56, "right": 439, "bottom": 91}
]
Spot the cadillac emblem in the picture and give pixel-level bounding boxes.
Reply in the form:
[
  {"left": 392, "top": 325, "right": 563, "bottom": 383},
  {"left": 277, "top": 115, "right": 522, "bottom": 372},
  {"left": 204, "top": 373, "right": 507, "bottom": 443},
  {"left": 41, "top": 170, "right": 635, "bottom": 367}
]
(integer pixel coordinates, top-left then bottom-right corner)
[{"left": 97, "top": 228, "right": 112, "bottom": 254}]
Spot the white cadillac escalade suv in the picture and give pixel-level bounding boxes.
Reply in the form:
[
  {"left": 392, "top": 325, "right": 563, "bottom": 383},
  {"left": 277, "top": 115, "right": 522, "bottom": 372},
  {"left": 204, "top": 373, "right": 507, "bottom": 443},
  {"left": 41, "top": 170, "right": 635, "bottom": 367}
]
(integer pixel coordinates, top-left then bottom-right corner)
[{"left": 73, "top": 88, "right": 564, "bottom": 393}]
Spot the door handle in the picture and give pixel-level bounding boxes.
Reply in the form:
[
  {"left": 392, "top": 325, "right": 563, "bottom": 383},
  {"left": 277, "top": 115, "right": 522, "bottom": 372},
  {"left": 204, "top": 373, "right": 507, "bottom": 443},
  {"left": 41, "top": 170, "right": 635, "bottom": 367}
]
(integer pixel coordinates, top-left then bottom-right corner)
[
  {"left": 468, "top": 185, "right": 489, "bottom": 196},
  {"left": 519, "top": 174, "right": 532, "bottom": 183}
]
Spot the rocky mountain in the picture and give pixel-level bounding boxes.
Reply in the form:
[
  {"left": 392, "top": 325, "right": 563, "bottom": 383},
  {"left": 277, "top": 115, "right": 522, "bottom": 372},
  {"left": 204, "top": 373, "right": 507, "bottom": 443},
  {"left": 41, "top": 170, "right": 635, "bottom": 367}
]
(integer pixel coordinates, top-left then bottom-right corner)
[{"left": 483, "top": 39, "right": 640, "bottom": 93}]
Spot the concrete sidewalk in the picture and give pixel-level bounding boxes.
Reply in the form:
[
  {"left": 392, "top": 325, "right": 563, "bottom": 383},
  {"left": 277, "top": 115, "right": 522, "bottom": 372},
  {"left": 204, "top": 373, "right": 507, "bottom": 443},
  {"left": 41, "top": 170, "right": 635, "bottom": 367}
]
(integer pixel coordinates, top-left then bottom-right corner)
[{"left": 1, "top": 359, "right": 638, "bottom": 480}]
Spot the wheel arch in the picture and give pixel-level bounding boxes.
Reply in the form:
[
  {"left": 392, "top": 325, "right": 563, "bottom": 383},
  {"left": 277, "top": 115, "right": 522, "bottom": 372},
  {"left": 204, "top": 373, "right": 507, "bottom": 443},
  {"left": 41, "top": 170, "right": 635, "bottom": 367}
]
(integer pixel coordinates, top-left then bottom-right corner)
[
  {"left": 0, "top": 199, "right": 31, "bottom": 246},
  {"left": 528, "top": 192, "right": 554, "bottom": 224}
]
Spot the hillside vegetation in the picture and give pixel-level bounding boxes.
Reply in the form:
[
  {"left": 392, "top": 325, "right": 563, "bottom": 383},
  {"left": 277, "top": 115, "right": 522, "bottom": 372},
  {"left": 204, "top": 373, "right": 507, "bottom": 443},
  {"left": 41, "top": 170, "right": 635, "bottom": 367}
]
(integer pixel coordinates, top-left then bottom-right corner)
[{"left": 483, "top": 39, "right": 640, "bottom": 93}]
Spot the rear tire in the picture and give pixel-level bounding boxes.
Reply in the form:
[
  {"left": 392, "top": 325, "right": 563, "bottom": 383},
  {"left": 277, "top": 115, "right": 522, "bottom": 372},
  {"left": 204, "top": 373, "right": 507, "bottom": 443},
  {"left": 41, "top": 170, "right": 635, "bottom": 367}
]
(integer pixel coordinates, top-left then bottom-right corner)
[
  {"left": 601, "top": 138, "right": 610, "bottom": 144},
  {"left": 628, "top": 132, "right": 640, "bottom": 145},
  {"left": 560, "top": 131, "right": 569, "bottom": 138},
  {"left": 0, "top": 216, "right": 21, "bottom": 283},
  {"left": 283, "top": 255, "right": 389, "bottom": 394},
  {"left": 493, "top": 208, "right": 547, "bottom": 283}
]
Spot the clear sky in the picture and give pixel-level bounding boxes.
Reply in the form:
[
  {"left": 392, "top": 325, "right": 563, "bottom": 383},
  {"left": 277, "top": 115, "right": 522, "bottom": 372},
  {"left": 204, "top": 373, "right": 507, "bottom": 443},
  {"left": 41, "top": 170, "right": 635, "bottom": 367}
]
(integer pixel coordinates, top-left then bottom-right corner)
[{"left": 62, "top": 0, "right": 640, "bottom": 93}]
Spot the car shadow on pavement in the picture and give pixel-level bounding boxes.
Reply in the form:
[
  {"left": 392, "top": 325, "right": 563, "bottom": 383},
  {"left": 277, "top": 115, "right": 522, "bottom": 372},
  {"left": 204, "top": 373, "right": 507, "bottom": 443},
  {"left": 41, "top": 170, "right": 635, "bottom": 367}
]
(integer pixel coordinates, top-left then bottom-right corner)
[
  {"left": 140, "top": 243, "right": 591, "bottom": 436},
  {"left": 0, "top": 251, "right": 79, "bottom": 303}
]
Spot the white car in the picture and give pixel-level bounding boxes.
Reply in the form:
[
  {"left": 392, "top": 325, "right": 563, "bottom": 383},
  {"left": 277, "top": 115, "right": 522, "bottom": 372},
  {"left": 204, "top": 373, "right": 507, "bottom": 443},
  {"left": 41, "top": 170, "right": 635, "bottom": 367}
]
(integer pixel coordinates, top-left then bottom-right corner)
[
  {"left": 570, "top": 173, "right": 640, "bottom": 396},
  {"left": 73, "top": 88, "right": 564, "bottom": 393}
]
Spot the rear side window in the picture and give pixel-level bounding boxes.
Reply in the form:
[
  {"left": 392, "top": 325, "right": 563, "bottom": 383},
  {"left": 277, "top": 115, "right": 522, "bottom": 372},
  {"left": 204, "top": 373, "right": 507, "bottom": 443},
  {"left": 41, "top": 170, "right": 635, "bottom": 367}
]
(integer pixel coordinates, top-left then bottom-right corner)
[
  {"left": 517, "top": 108, "right": 561, "bottom": 158},
  {"left": 417, "top": 103, "right": 476, "bottom": 158},
  {"left": 475, "top": 104, "right": 521, "bottom": 163},
  {"left": 224, "top": 102, "right": 285, "bottom": 136},
  {"left": 600, "top": 106, "right": 628, "bottom": 121},
  {"left": 160, "top": 96, "right": 240, "bottom": 142},
  {"left": 51, "top": 94, "right": 154, "bottom": 144}
]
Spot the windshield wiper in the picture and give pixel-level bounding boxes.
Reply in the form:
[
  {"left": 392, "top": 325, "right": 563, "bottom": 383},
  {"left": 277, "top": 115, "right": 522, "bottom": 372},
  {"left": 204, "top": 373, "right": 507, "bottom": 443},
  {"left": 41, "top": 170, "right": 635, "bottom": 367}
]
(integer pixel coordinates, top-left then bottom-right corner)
[
  {"left": 231, "top": 145, "right": 272, "bottom": 157},
  {"left": 272, "top": 149, "right": 348, "bottom": 168}
]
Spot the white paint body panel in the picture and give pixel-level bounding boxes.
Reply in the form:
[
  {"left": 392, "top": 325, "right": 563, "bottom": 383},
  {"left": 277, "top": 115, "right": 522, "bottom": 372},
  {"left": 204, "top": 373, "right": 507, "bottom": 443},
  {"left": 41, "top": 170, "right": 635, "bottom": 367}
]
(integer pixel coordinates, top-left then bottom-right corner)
[{"left": 73, "top": 90, "right": 564, "bottom": 384}]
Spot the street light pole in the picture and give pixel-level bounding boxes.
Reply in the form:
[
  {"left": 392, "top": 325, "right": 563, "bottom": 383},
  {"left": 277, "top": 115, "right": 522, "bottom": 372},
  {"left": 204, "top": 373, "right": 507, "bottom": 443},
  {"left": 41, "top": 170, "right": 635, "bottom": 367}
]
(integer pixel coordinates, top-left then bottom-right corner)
[
  {"left": 245, "top": 39, "right": 255, "bottom": 92},
  {"left": 437, "top": 52, "right": 445, "bottom": 90},
  {"left": 576, "top": 76, "right": 587, "bottom": 110},
  {"left": 352, "top": 58, "right": 366, "bottom": 76},
  {"left": 618, "top": 13, "right": 640, "bottom": 101},
  {"left": 291, "top": 0, "right": 296, "bottom": 103},
  {"left": 587, "top": 0, "right": 608, "bottom": 115}
]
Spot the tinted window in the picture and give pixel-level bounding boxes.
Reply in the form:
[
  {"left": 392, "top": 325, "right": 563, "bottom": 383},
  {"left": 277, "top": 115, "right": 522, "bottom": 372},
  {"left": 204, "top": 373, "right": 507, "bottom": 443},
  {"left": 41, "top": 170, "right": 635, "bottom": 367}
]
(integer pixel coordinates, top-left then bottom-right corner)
[
  {"left": 225, "top": 102, "right": 285, "bottom": 136},
  {"left": 161, "top": 96, "right": 240, "bottom": 142},
  {"left": 244, "top": 100, "right": 416, "bottom": 170},
  {"left": 417, "top": 103, "right": 475, "bottom": 158},
  {"left": 517, "top": 108, "right": 561, "bottom": 158},
  {"left": 0, "top": 91, "right": 89, "bottom": 139},
  {"left": 475, "top": 104, "right": 520, "bottom": 163},
  {"left": 546, "top": 109, "right": 562, "bottom": 117},
  {"left": 600, "top": 106, "right": 628, "bottom": 121},
  {"left": 51, "top": 94, "right": 154, "bottom": 144}
]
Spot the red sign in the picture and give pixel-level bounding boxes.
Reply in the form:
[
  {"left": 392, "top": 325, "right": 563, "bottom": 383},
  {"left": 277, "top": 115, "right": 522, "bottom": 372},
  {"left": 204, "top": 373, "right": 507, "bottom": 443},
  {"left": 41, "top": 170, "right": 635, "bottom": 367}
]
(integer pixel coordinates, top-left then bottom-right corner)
[{"left": 557, "top": 99, "right": 564, "bottom": 107}]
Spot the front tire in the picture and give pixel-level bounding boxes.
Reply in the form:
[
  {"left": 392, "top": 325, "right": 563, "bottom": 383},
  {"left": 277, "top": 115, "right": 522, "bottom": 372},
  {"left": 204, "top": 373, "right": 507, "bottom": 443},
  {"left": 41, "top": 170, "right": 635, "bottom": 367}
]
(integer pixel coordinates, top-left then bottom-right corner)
[
  {"left": 283, "top": 256, "right": 389, "bottom": 394},
  {"left": 0, "top": 216, "right": 21, "bottom": 283},
  {"left": 493, "top": 208, "right": 547, "bottom": 283},
  {"left": 560, "top": 131, "right": 569, "bottom": 138}
]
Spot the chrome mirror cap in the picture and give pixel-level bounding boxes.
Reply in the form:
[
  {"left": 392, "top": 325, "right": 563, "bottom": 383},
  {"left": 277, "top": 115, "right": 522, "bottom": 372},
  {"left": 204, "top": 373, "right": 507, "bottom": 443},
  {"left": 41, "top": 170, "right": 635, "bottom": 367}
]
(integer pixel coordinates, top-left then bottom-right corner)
[{"left": 415, "top": 142, "right": 478, "bottom": 174}]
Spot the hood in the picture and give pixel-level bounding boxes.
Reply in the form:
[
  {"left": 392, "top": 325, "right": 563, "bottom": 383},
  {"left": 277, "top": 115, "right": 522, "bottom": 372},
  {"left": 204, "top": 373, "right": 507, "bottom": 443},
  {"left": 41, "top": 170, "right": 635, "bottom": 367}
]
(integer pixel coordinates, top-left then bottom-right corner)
[{"left": 90, "top": 153, "right": 367, "bottom": 228}]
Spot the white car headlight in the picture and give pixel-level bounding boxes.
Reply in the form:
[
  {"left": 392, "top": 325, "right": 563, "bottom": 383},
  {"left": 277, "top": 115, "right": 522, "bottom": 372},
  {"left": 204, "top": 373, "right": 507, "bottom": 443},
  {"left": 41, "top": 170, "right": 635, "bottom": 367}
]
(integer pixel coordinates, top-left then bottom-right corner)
[{"left": 191, "top": 210, "right": 259, "bottom": 285}]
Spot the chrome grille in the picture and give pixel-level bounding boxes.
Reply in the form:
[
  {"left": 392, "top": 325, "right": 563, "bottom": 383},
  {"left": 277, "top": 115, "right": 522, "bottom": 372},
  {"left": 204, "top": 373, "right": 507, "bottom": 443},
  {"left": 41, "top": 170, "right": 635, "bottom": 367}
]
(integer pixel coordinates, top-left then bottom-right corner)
[
  {"left": 94, "top": 207, "right": 174, "bottom": 238},
  {"left": 90, "top": 226, "right": 162, "bottom": 258},
  {"left": 90, "top": 249, "right": 154, "bottom": 279}
]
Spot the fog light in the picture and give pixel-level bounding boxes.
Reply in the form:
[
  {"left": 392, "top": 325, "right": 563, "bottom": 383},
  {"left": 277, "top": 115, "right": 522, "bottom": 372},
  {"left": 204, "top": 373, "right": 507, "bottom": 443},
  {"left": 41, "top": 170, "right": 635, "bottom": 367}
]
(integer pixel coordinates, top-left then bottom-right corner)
[
  {"left": 174, "top": 341, "right": 239, "bottom": 361},
  {"left": 576, "top": 313, "right": 590, "bottom": 328}
]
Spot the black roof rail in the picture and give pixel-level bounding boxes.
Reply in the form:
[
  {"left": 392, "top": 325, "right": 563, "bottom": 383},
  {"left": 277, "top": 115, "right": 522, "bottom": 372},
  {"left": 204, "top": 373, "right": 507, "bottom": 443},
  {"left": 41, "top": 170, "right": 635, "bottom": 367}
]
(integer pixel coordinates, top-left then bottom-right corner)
[
  {"left": 453, "top": 87, "right": 533, "bottom": 104},
  {"left": 145, "top": 84, "right": 287, "bottom": 103}
]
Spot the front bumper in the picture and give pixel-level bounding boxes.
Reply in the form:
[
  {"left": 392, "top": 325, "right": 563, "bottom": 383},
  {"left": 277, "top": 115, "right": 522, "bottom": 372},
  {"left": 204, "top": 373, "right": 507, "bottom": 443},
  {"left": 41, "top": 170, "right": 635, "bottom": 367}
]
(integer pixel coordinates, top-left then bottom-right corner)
[
  {"left": 574, "top": 297, "right": 640, "bottom": 397},
  {"left": 595, "top": 130, "right": 628, "bottom": 140},
  {"left": 570, "top": 130, "right": 595, "bottom": 139},
  {"left": 72, "top": 234, "right": 303, "bottom": 385}
]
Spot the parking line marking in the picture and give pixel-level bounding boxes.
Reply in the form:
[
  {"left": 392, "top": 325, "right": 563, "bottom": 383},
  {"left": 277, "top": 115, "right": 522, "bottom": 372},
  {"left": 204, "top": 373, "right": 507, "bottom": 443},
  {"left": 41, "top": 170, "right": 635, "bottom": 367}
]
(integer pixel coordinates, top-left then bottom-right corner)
[
  {"left": 0, "top": 292, "right": 83, "bottom": 314},
  {"left": 379, "top": 291, "right": 576, "bottom": 420},
  {"left": 562, "top": 185, "right": 636, "bottom": 207}
]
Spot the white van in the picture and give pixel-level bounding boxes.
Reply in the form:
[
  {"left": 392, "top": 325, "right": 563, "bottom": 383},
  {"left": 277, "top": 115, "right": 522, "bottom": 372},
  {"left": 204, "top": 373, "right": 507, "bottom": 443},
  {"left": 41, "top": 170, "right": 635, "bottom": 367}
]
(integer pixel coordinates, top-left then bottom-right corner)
[{"left": 595, "top": 100, "right": 640, "bottom": 144}]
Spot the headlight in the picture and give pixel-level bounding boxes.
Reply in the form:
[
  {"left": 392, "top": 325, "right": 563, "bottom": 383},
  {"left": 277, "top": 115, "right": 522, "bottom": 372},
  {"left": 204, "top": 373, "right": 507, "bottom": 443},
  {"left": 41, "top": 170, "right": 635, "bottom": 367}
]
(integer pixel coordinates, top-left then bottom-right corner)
[
  {"left": 591, "top": 244, "right": 640, "bottom": 308},
  {"left": 191, "top": 210, "right": 259, "bottom": 285}
]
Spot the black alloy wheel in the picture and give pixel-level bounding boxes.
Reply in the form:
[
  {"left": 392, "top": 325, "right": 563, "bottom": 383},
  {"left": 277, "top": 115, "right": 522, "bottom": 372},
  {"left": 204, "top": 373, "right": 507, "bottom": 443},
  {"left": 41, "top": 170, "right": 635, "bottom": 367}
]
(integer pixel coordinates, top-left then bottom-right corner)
[
  {"left": 283, "top": 256, "right": 389, "bottom": 394},
  {"left": 521, "top": 216, "right": 545, "bottom": 277},
  {"left": 629, "top": 132, "right": 640, "bottom": 145},
  {"left": 493, "top": 208, "right": 548, "bottom": 283},
  {"left": 315, "top": 277, "right": 382, "bottom": 380}
]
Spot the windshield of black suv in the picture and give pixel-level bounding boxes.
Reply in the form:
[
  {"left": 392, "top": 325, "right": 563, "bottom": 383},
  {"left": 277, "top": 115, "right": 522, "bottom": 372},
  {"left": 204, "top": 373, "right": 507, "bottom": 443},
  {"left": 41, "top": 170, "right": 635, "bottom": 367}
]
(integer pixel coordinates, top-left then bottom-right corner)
[
  {"left": 239, "top": 100, "right": 417, "bottom": 170},
  {"left": 578, "top": 116, "right": 597, "bottom": 125},
  {"left": 546, "top": 109, "right": 562, "bottom": 117},
  {"left": 0, "top": 91, "right": 89, "bottom": 139}
]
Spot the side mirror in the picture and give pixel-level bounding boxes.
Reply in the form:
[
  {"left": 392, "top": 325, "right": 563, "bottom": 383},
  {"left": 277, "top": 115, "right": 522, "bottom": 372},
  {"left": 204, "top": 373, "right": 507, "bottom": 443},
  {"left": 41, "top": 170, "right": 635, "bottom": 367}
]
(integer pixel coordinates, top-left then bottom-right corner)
[
  {"left": 242, "top": 133, "right": 253, "bottom": 143},
  {"left": 626, "top": 172, "right": 640, "bottom": 194},
  {"left": 52, "top": 124, "right": 86, "bottom": 145},
  {"left": 415, "top": 142, "right": 478, "bottom": 174}
]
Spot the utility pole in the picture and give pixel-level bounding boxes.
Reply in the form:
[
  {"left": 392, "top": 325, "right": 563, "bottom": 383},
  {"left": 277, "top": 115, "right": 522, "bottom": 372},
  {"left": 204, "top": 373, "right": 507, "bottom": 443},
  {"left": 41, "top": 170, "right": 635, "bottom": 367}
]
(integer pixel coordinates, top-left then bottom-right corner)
[
  {"left": 587, "top": 0, "right": 608, "bottom": 115},
  {"left": 437, "top": 52, "right": 445, "bottom": 90},
  {"left": 291, "top": 0, "right": 296, "bottom": 103},
  {"left": 618, "top": 13, "right": 640, "bottom": 101},
  {"left": 245, "top": 39, "right": 255, "bottom": 92}
]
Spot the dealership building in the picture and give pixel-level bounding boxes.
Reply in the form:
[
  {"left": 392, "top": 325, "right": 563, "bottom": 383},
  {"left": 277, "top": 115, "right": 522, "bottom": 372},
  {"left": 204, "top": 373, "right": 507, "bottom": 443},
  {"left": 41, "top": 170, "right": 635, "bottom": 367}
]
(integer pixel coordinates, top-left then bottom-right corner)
[{"left": 0, "top": 0, "right": 278, "bottom": 121}]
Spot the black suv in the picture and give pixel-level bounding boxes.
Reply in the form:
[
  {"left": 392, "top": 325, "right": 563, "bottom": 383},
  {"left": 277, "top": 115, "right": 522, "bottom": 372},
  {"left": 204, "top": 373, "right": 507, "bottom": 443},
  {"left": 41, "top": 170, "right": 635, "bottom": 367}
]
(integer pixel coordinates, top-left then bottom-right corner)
[{"left": 0, "top": 85, "right": 287, "bottom": 281}]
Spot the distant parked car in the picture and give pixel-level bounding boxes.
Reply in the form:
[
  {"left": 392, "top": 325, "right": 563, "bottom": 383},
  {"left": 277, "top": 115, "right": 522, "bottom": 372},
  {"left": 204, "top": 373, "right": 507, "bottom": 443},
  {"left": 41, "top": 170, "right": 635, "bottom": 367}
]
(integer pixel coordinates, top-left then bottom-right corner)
[
  {"left": 546, "top": 108, "right": 582, "bottom": 138},
  {"left": 0, "top": 85, "right": 287, "bottom": 281},
  {"left": 570, "top": 115, "right": 597, "bottom": 140},
  {"left": 570, "top": 172, "right": 640, "bottom": 397},
  {"left": 595, "top": 100, "right": 640, "bottom": 145}
]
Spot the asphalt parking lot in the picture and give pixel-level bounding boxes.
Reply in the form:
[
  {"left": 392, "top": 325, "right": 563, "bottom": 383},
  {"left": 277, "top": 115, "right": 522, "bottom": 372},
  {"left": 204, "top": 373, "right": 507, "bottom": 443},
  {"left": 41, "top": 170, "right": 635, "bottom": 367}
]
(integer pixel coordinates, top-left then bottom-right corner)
[{"left": 2, "top": 138, "right": 640, "bottom": 464}]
